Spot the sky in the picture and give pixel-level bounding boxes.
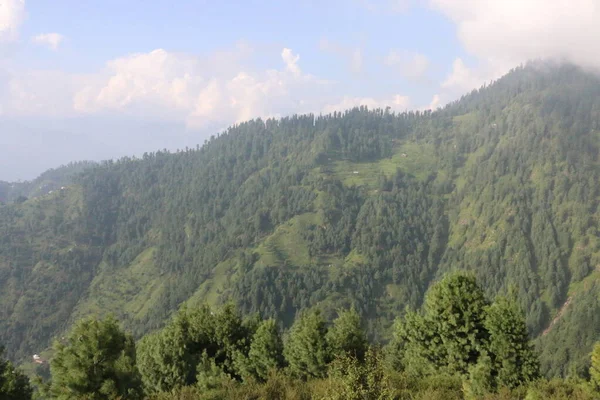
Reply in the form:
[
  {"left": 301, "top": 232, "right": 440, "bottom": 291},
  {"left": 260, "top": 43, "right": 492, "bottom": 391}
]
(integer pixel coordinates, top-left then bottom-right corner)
[{"left": 1, "top": 0, "right": 599, "bottom": 180}]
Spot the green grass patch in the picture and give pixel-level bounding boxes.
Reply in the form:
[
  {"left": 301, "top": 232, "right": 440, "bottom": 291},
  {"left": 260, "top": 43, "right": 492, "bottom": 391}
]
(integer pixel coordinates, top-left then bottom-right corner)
[{"left": 329, "top": 141, "right": 437, "bottom": 187}]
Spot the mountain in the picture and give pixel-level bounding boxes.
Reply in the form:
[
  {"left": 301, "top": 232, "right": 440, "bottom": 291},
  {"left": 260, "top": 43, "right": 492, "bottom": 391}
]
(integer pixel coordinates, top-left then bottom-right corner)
[
  {"left": 0, "top": 161, "right": 97, "bottom": 203},
  {"left": 1, "top": 62, "right": 599, "bottom": 377}
]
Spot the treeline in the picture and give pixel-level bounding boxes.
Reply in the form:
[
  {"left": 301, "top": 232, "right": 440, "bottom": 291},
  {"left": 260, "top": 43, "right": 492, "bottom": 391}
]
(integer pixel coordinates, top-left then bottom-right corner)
[
  {"left": 4, "top": 273, "right": 600, "bottom": 399},
  {"left": 0, "top": 161, "right": 97, "bottom": 204}
]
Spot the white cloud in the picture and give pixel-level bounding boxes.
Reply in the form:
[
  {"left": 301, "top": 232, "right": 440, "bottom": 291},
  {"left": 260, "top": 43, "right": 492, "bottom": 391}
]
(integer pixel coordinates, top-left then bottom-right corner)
[
  {"left": 431, "top": 0, "right": 600, "bottom": 76},
  {"left": 433, "top": 0, "right": 600, "bottom": 68},
  {"left": 384, "top": 50, "right": 430, "bottom": 80},
  {"left": 427, "top": 94, "right": 441, "bottom": 110},
  {"left": 0, "top": 43, "right": 404, "bottom": 131},
  {"left": 32, "top": 33, "right": 64, "bottom": 50},
  {"left": 67, "top": 46, "right": 333, "bottom": 130},
  {"left": 425, "top": 0, "right": 600, "bottom": 109},
  {"left": 441, "top": 58, "right": 488, "bottom": 94},
  {"left": 322, "top": 94, "right": 410, "bottom": 114},
  {"left": 0, "top": 0, "right": 25, "bottom": 42},
  {"left": 281, "top": 48, "right": 301, "bottom": 76}
]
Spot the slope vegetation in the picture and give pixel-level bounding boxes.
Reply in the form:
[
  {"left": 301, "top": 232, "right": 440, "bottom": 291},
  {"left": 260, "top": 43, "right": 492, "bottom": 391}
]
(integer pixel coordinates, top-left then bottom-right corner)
[{"left": 1, "top": 63, "right": 599, "bottom": 376}]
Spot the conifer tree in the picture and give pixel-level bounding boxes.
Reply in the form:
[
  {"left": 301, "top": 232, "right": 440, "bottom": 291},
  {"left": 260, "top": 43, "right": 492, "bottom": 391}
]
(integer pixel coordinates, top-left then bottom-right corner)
[
  {"left": 45, "top": 316, "right": 142, "bottom": 399},
  {"left": 284, "top": 309, "right": 330, "bottom": 379},
  {"left": 0, "top": 346, "right": 32, "bottom": 400},
  {"left": 485, "top": 296, "right": 540, "bottom": 388},
  {"left": 326, "top": 308, "right": 367, "bottom": 361},
  {"left": 244, "top": 319, "right": 285, "bottom": 381}
]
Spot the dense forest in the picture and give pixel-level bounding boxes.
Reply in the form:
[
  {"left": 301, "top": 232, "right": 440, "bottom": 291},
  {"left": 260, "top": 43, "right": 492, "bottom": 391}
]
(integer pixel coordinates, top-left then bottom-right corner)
[
  {"left": 1, "top": 62, "right": 600, "bottom": 383},
  {"left": 3, "top": 274, "right": 600, "bottom": 399},
  {"left": 0, "top": 161, "right": 96, "bottom": 204}
]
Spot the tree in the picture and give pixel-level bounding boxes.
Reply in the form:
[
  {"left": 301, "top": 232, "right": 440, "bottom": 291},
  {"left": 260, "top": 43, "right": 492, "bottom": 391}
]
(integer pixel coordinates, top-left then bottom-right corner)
[
  {"left": 400, "top": 272, "right": 490, "bottom": 375},
  {"left": 0, "top": 346, "right": 32, "bottom": 400},
  {"left": 590, "top": 342, "right": 600, "bottom": 389},
  {"left": 484, "top": 296, "right": 540, "bottom": 388},
  {"left": 284, "top": 309, "right": 330, "bottom": 379},
  {"left": 45, "top": 316, "right": 142, "bottom": 399},
  {"left": 138, "top": 304, "right": 254, "bottom": 393},
  {"left": 326, "top": 348, "right": 393, "bottom": 400},
  {"left": 240, "top": 319, "right": 285, "bottom": 382},
  {"left": 136, "top": 326, "right": 192, "bottom": 394},
  {"left": 326, "top": 308, "right": 367, "bottom": 361}
]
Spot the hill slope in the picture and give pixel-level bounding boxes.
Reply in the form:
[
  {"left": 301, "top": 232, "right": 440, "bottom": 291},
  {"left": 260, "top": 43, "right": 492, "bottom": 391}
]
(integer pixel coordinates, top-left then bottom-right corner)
[
  {"left": 1, "top": 62, "right": 599, "bottom": 376},
  {"left": 0, "top": 161, "right": 97, "bottom": 203}
]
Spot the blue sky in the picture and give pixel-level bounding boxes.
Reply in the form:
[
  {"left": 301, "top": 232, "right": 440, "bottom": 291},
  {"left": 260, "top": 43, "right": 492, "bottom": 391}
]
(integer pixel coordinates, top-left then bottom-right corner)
[{"left": 0, "top": 0, "right": 596, "bottom": 180}]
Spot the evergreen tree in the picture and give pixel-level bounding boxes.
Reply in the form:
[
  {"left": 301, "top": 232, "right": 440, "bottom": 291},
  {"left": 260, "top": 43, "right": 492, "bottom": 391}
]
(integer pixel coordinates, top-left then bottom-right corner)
[
  {"left": 400, "top": 272, "right": 490, "bottom": 375},
  {"left": 590, "top": 342, "right": 600, "bottom": 390},
  {"left": 0, "top": 347, "right": 32, "bottom": 400},
  {"left": 243, "top": 319, "right": 285, "bottom": 382},
  {"left": 45, "top": 316, "right": 142, "bottom": 400},
  {"left": 326, "top": 308, "right": 367, "bottom": 361},
  {"left": 136, "top": 325, "right": 192, "bottom": 394},
  {"left": 284, "top": 309, "right": 330, "bottom": 379},
  {"left": 485, "top": 296, "right": 540, "bottom": 388}
]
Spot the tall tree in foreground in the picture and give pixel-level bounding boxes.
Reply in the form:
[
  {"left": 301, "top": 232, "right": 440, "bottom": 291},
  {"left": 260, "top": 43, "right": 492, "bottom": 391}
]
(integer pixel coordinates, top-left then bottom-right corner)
[
  {"left": 326, "top": 308, "right": 368, "bottom": 361},
  {"left": 484, "top": 296, "right": 540, "bottom": 388},
  {"left": 0, "top": 346, "right": 32, "bottom": 400},
  {"left": 44, "top": 316, "right": 142, "bottom": 400},
  {"left": 590, "top": 342, "right": 600, "bottom": 390},
  {"left": 284, "top": 309, "right": 330, "bottom": 380},
  {"left": 394, "top": 272, "right": 539, "bottom": 393},
  {"left": 240, "top": 319, "right": 285, "bottom": 382},
  {"left": 399, "top": 272, "right": 490, "bottom": 375}
]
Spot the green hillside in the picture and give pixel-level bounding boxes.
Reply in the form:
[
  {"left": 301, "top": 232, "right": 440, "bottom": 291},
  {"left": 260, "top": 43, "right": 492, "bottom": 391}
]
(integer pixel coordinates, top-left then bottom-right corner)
[
  {"left": 1, "top": 62, "right": 600, "bottom": 377},
  {"left": 0, "top": 161, "right": 96, "bottom": 203}
]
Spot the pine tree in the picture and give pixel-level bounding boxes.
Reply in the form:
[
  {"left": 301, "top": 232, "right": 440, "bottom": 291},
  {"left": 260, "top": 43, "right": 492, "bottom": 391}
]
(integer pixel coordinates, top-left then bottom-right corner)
[
  {"left": 244, "top": 319, "right": 285, "bottom": 381},
  {"left": 326, "top": 308, "right": 367, "bottom": 361},
  {"left": 485, "top": 296, "right": 540, "bottom": 388},
  {"left": 284, "top": 309, "right": 330, "bottom": 379},
  {"left": 400, "top": 272, "right": 490, "bottom": 375},
  {"left": 0, "top": 346, "right": 32, "bottom": 400},
  {"left": 45, "top": 316, "right": 142, "bottom": 399},
  {"left": 590, "top": 342, "right": 600, "bottom": 389}
]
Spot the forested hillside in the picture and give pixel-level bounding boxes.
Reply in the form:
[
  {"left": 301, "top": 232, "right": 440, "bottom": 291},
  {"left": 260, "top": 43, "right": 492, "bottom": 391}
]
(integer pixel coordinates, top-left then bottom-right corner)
[
  {"left": 1, "top": 62, "right": 599, "bottom": 378},
  {"left": 0, "top": 161, "right": 96, "bottom": 203}
]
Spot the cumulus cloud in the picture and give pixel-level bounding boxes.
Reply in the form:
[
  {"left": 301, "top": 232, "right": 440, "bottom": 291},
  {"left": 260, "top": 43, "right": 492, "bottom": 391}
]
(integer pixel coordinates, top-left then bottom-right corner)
[
  {"left": 425, "top": 0, "right": 600, "bottom": 109},
  {"left": 68, "top": 46, "right": 334, "bottom": 130},
  {"left": 0, "top": 42, "right": 404, "bottom": 133},
  {"left": 384, "top": 50, "right": 430, "bottom": 80},
  {"left": 426, "top": 94, "right": 441, "bottom": 111},
  {"left": 322, "top": 94, "right": 410, "bottom": 114},
  {"left": 32, "top": 33, "right": 64, "bottom": 50},
  {"left": 441, "top": 58, "right": 491, "bottom": 96},
  {"left": 281, "top": 48, "right": 301, "bottom": 76},
  {"left": 0, "top": 0, "right": 25, "bottom": 42},
  {"left": 431, "top": 0, "right": 600, "bottom": 70}
]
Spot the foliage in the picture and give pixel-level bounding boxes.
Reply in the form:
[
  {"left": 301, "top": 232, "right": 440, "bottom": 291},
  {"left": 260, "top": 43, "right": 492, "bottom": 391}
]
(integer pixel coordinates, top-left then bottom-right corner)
[
  {"left": 326, "top": 308, "right": 368, "bottom": 361},
  {"left": 394, "top": 273, "right": 539, "bottom": 392},
  {"left": 43, "top": 316, "right": 142, "bottom": 399},
  {"left": 398, "top": 273, "right": 490, "bottom": 376},
  {"left": 0, "top": 346, "right": 32, "bottom": 399},
  {"left": 590, "top": 342, "right": 600, "bottom": 390},
  {"left": 284, "top": 309, "right": 331, "bottom": 380},
  {"left": 1, "top": 62, "right": 600, "bottom": 380},
  {"left": 239, "top": 318, "right": 285, "bottom": 382}
]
